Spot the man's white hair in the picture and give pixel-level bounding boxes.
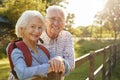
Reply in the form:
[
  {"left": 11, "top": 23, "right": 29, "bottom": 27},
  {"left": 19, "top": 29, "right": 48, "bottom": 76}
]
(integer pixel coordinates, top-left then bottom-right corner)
[{"left": 46, "top": 5, "right": 67, "bottom": 20}]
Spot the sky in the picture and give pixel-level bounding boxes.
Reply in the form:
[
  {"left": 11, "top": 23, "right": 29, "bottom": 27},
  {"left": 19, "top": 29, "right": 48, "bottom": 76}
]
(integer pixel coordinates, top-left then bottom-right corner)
[{"left": 60, "top": 0, "right": 107, "bottom": 27}]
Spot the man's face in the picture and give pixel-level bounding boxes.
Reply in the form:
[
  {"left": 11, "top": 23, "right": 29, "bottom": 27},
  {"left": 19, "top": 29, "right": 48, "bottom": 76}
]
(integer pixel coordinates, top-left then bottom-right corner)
[{"left": 46, "top": 11, "right": 65, "bottom": 39}]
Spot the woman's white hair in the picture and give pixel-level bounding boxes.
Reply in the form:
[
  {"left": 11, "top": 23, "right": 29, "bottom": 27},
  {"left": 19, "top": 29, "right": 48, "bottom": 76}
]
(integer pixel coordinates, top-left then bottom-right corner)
[
  {"left": 15, "top": 10, "right": 44, "bottom": 38},
  {"left": 46, "top": 5, "right": 67, "bottom": 20}
]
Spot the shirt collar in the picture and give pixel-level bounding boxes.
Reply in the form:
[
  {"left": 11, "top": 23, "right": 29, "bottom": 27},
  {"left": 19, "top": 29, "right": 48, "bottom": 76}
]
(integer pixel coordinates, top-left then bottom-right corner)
[
  {"left": 41, "top": 30, "right": 64, "bottom": 44},
  {"left": 28, "top": 43, "right": 40, "bottom": 53}
]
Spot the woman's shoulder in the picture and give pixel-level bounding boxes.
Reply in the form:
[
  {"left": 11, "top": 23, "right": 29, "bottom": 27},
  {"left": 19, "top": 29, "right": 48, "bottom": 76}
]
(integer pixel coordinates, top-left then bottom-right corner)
[{"left": 11, "top": 48, "right": 24, "bottom": 56}]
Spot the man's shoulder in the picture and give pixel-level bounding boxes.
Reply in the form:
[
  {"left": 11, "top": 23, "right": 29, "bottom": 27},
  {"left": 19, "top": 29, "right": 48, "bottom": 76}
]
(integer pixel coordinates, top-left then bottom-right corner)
[
  {"left": 60, "top": 30, "right": 71, "bottom": 35},
  {"left": 41, "top": 31, "right": 46, "bottom": 35},
  {"left": 58, "top": 30, "right": 72, "bottom": 40},
  {"left": 60, "top": 30, "right": 72, "bottom": 37},
  {"left": 41, "top": 31, "right": 48, "bottom": 38}
]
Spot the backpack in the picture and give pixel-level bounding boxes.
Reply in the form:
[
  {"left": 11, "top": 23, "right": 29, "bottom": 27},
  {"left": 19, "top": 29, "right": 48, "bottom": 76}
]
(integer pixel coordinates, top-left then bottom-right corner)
[{"left": 7, "top": 39, "right": 50, "bottom": 79}]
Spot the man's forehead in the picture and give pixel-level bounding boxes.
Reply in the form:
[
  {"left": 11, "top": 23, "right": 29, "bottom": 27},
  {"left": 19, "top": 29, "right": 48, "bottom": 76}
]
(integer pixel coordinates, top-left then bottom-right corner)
[{"left": 47, "top": 11, "right": 64, "bottom": 19}]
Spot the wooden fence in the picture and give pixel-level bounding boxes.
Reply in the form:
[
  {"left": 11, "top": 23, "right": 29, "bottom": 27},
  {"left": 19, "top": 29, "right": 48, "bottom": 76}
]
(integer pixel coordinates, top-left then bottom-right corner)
[{"left": 75, "top": 44, "right": 119, "bottom": 80}]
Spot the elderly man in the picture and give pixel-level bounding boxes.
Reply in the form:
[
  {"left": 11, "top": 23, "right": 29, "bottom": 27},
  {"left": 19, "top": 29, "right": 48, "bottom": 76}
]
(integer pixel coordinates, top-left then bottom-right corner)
[{"left": 40, "top": 5, "right": 75, "bottom": 80}]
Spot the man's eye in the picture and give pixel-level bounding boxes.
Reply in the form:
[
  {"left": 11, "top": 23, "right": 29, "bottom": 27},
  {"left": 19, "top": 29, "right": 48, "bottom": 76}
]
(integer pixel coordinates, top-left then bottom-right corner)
[
  {"left": 38, "top": 26, "right": 42, "bottom": 29},
  {"left": 38, "top": 26, "right": 43, "bottom": 30}
]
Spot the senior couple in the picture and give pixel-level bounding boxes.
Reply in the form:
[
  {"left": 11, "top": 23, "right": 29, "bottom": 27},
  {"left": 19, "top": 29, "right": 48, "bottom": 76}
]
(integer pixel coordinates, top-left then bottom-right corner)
[{"left": 7, "top": 5, "right": 75, "bottom": 80}]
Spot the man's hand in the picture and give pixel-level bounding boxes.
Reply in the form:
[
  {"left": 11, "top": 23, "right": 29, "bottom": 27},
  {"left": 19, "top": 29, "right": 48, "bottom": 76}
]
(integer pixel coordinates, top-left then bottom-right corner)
[{"left": 48, "top": 56, "right": 65, "bottom": 74}]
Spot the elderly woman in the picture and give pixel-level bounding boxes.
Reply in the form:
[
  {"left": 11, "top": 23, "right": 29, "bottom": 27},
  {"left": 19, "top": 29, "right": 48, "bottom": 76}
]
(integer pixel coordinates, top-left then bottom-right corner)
[
  {"left": 7, "top": 10, "right": 70, "bottom": 80},
  {"left": 40, "top": 5, "right": 75, "bottom": 80}
]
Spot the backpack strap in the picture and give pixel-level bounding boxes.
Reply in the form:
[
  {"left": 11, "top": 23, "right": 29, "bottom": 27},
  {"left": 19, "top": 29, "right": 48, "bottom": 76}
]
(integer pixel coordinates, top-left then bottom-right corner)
[
  {"left": 7, "top": 40, "right": 25, "bottom": 79},
  {"left": 7, "top": 40, "right": 22, "bottom": 71},
  {"left": 15, "top": 41, "right": 32, "bottom": 66},
  {"left": 40, "top": 44, "right": 50, "bottom": 59}
]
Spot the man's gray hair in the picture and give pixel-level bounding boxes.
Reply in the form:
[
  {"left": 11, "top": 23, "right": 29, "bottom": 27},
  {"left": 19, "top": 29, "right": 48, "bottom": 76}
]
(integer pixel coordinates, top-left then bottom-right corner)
[{"left": 46, "top": 5, "right": 67, "bottom": 20}]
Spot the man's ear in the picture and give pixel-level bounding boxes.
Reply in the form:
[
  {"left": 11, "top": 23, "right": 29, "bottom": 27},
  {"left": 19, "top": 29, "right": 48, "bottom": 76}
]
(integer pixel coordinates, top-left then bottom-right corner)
[{"left": 44, "top": 18, "right": 49, "bottom": 27}]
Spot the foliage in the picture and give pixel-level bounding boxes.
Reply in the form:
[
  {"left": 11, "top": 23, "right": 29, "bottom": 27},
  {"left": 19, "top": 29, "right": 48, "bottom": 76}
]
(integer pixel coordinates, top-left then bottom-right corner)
[
  {"left": 95, "top": 0, "right": 120, "bottom": 42},
  {"left": 0, "top": 0, "right": 65, "bottom": 27},
  {"left": 2, "top": 0, "right": 47, "bottom": 25},
  {"left": 72, "top": 25, "right": 120, "bottom": 38},
  {"left": 0, "top": 34, "right": 15, "bottom": 59},
  {"left": 78, "top": 26, "right": 91, "bottom": 37},
  {"left": 1, "top": 0, "right": 120, "bottom": 41},
  {"left": 65, "top": 13, "right": 75, "bottom": 31},
  {"left": 69, "top": 28, "right": 81, "bottom": 37},
  {"left": 0, "top": 26, "right": 17, "bottom": 59}
]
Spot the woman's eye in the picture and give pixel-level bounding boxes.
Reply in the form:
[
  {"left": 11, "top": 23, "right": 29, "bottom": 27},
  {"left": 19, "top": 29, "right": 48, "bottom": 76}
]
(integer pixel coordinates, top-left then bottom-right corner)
[{"left": 31, "top": 26, "right": 34, "bottom": 28}]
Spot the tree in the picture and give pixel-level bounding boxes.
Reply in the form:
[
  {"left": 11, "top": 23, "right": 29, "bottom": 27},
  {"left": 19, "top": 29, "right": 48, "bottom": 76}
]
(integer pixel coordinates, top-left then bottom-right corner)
[
  {"left": 95, "top": 0, "right": 120, "bottom": 42},
  {"left": 0, "top": 0, "right": 65, "bottom": 41},
  {"left": 0, "top": 0, "right": 65, "bottom": 26},
  {"left": 65, "top": 13, "right": 75, "bottom": 32}
]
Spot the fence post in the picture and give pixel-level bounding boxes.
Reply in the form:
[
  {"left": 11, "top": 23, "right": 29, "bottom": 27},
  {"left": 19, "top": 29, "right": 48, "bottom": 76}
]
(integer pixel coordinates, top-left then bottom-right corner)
[
  {"left": 108, "top": 45, "right": 112, "bottom": 80},
  {"left": 89, "top": 51, "right": 95, "bottom": 80},
  {"left": 102, "top": 48, "right": 107, "bottom": 80},
  {"left": 113, "top": 44, "right": 117, "bottom": 68}
]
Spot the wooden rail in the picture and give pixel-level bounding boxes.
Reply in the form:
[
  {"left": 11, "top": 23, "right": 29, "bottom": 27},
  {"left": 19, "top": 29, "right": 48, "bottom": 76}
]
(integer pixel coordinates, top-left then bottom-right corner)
[{"left": 75, "top": 44, "right": 118, "bottom": 80}]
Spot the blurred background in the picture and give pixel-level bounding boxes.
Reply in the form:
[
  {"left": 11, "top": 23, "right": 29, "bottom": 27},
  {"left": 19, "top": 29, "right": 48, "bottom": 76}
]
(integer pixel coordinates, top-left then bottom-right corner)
[{"left": 0, "top": 0, "right": 120, "bottom": 80}]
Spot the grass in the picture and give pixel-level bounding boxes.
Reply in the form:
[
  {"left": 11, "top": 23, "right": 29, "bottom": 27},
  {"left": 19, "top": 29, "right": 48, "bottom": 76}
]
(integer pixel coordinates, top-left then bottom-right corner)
[
  {"left": 0, "top": 58, "right": 10, "bottom": 80},
  {"left": 111, "top": 59, "right": 120, "bottom": 80},
  {"left": 74, "top": 39, "right": 114, "bottom": 58},
  {"left": 65, "top": 61, "right": 89, "bottom": 80}
]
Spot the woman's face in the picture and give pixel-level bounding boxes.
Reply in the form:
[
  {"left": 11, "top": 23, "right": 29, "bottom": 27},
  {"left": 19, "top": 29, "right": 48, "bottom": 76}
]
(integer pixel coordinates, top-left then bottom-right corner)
[
  {"left": 22, "top": 16, "right": 43, "bottom": 42},
  {"left": 46, "top": 11, "right": 65, "bottom": 39}
]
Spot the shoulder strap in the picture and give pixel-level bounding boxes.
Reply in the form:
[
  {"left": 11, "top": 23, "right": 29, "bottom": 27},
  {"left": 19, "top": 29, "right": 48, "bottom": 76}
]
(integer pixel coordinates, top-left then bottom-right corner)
[
  {"left": 7, "top": 41, "right": 17, "bottom": 71},
  {"left": 39, "top": 44, "right": 50, "bottom": 59},
  {"left": 7, "top": 41, "right": 32, "bottom": 79},
  {"left": 15, "top": 41, "right": 32, "bottom": 66},
  {"left": 7, "top": 40, "right": 30, "bottom": 79}
]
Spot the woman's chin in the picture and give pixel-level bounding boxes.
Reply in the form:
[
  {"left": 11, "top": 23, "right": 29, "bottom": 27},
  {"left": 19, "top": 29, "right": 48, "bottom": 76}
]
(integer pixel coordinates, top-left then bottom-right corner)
[{"left": 31, "top": 38, "right": 39, "bottom": 42}]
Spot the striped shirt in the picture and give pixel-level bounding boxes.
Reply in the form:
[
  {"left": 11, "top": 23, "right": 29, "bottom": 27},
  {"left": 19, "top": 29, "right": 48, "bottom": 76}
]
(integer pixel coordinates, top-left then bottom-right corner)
[{"left": 41, "top": 30, "right": 75, "bottom": 71}]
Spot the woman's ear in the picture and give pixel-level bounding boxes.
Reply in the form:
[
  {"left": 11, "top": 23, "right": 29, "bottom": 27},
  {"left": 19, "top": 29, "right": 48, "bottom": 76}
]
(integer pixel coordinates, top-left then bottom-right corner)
[{"left": 19, "top": 27, "right": 24, "bottom": 37}]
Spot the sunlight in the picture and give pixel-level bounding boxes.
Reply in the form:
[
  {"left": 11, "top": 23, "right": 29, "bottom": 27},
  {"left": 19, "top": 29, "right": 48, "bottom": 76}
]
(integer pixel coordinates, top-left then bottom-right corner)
[
  {"left": 61, "top": 0, "right": 106, "bottom": 27},
  {"left": 0, "top": 58, "right": 9, "bottom": 64}
]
